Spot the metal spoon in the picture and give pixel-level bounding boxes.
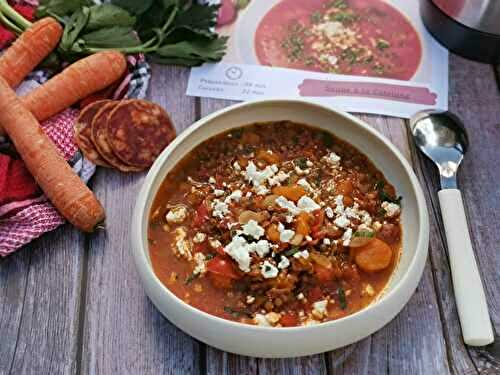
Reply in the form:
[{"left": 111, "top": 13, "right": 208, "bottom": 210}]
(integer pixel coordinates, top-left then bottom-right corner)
[{"left": 410, "top": 110, "right": 494, "bottom": 346}]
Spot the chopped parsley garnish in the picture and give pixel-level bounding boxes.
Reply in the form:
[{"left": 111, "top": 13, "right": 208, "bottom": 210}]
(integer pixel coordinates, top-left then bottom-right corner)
[
  {"left": 376, "top": 38, "right": 391, "bottom": 50},
  {"left": 338, "top": 287, "right": 347, "bottom": 309},
  {"left": 284, "top": 246, "right": 301, "bottom": 257},
  {"left": 375, "top": 180, "right": 402, "bottom": 205},
  {"left": 281, "top": 23, "right": 305, "bottom": 62},
  {"left": 310, "top": 10, "right": 322, "bottom": 24},
  {"left": 223, "top": 306, "right": 252, "bottom": 318},
  {"left": 353, "top": 230, "right": 375, "bottom": 238},
  {"left": 205, "top": 253, "right": 215, "bottom": 260},
  {"left": 230, "top": 128, "right": 243, "bottom": 139},
  {"left": 295, "top": 157, "right": 308, "bottom": 169},
  {"left": 321, "top": 131, "right": 334, "bottom": 147},
  {"left": 331, "top": 11, "right": 357, "bottom": 24},
  {"left": 185, "top": 273, "right": 200, "bottom": 285}
]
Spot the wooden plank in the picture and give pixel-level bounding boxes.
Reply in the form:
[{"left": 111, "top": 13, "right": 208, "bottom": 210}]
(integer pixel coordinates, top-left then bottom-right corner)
[
  {"left": 326, "top": 115, "right": 451, "bottom": 375},
  {"left": 0, "top": 226, "right": 84, "bottom": 375},
  {"left": 410, "top": 54, "right": 500, "bottom": 374},
  {"left": 200, "top": 97, "right": 328, "bottom": 374},
  {"left": 80, "top": 65, "right": 201, "bottom": 375}
]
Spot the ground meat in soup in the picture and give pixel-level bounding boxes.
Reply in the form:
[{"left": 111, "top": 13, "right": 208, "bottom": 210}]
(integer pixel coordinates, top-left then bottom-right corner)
[{"left": 148, "top": 121, "right": 402, "bottom": 327}]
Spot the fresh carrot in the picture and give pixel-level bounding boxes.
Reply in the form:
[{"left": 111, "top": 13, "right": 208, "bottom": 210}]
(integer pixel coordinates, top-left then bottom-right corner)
[
  {"left": 0, "top": 17, "right": 62, "bottom": 88},
  {"left": 21, "top": 51, "right": 127, "bottom": 122},
  {"left": 0, "top": 76, "right": 105, "bottom": 232}
]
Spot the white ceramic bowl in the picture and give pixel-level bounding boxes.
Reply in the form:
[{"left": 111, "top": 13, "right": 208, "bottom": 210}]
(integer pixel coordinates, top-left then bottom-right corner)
[{"left": 131, "top": 99, "right": 429, "bottom": 358}]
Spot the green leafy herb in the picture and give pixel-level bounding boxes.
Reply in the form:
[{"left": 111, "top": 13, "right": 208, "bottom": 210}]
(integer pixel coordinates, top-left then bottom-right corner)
[
  {"left": 112, "top": 0, "right": 154, "bottom": 16},
  {"left": 338, "top": 287, "right": 347, "bottom": 309},
  {"left": 353, "top": 230, "right": 375, "bottom": 238},
  {"left": 330, "top": 0, "right": 348, "bottom": 9},
  {"left": 2, "top": 0, "right": 228, "bottom": 68},
  {"left": 331, "top": 11, "right": 357, "bottom": 24},
  {"left": 185, "top": 272, "right": 199, "bottom": 285},
  {"left": 223, "top": 306, "right": 252, "bottom": 318},
  {"left": 284, "top": 246, "right": 301, "bottom": 257},
  {"left": 295, "top": 157, "right": 308, "bottom": 169},
  {"left": 375, "top": 180, "right": 402, "bottom": 205},
  {"left": 376, "top": 38, "right": 390, "bottom": 50},
  {"left": 86, "top": 4, "right": 135, "bottom": 31},
  {"left": 205, "top": 253, "right": 215, "bottom": 261},
  {"left": 310, "top": 10, "right": 322, "bottom": 24},
  {"left": 321, "top": 131, "right": 334, "bottom": 147}
]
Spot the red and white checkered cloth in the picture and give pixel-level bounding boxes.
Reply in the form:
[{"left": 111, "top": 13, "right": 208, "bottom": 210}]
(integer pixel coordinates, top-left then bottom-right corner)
[{"left": 0, "top": 110, "right": 81, "bottom": 255}]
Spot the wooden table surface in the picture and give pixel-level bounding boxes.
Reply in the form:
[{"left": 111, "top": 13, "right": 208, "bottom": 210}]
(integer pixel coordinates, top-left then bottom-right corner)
[{"left": 1, "top": 54, "right": 499, "bottom": 375}]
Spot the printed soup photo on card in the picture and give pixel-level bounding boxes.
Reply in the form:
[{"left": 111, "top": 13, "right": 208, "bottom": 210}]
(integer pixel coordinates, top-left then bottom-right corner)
[{"left": 189, "top": 0, "right": 448, "bottom": 118}]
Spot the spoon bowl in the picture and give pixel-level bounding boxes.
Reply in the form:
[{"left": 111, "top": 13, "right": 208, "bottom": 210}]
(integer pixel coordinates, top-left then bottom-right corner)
[{"left": 410, "top": 110, "right": 469, "bottom": 188}]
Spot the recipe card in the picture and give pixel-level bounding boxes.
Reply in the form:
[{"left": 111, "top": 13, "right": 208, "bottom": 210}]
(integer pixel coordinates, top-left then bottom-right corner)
[{"left": 187, "top": 0, "right": 448, "bottom": 118}]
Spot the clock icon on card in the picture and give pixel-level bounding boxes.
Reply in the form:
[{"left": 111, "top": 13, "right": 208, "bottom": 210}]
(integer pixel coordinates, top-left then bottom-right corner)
[{"left": 225, "top": 66, "right": 243, "bottom": 80}]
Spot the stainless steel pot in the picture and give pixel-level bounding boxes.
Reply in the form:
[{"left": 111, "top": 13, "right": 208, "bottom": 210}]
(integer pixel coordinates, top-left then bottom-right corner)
[{"left": 420, "top": 0, "right": 500, "bottom": 63}]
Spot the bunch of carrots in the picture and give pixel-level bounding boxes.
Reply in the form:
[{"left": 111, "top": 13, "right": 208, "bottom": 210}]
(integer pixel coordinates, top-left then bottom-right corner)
[{"left": 0, "top": 17, "right": 129, "bottom": 232}]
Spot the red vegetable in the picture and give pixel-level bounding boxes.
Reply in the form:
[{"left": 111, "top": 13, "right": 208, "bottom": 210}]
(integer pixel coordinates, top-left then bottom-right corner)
[
  {"left": 193, "top": 202, "right": 209, "bottom": 228},
  {"left": 207, "top": 255, "right": 240, "bottom": 279},
  {"left": 280, "top": 312, "right": 299, "bottom": 327},
  {"left": 314, "top": 264, "right": 335, "bottom": 282}
]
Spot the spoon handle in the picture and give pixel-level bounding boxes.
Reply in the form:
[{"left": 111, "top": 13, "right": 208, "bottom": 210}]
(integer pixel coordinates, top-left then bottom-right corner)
[{"left": 438, "top": 189, "right": 494, "bottom": 346}]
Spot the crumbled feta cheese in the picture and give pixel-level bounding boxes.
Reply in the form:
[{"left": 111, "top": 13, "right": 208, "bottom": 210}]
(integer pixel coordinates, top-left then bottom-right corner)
[
  {"left": 226, "top": 190, "right": 243, "bottom": 203},
  {"left": 208, "top": 176, "right": 216, "bottom": 184},
  {"left": 293, "top": 250, "right": 309, "bottom": 259},
  {"left": 342, "top": 228, "right": 353, "bottom": 246},
  {"left": 297, "top": 178, "right": 313, "bottom": 191},
  {"left": 213, "top": 189, "right": 225, "bottom": 197},
  {"left": 174, "top": 227, "right": 192, "bottom": 260},
  {"left": 276, "top": 196, "right": 300, "bottom": 216},
  {"left": 285, "top": 215, "right": 294, "bottom": 223},
  {"left": 261, "top": 260, "right": 279, "bottom": 278},
  {"left": 306, "top": 160, "right": 313, "bottom": 167},
  {"left": 297, "top": 196, "right": 320, "bottom": 212},
  {"left": 233, "top": 161, "right": 241, "bottom": 171},
  {"left": 212, "top": 200, "right": 229, "bottom": 218},
  {"left": 193, "top": 232, "right": 206, "bottom": 243},
  {"left": 265, "top": 312, "right": 281, "bottom": 325},
  {"left": 255, "top": 185, "right": 270, "bottom": 195},
  {"left": 334, "top": 195, "right": 344, "bottom": 214},
  {"left": 246, "top": 295, "right": 255, "bottom": 304},
  {"left": 325, "top": 206, "right": 334, "bottom": 218},
  {"left": 381, "top": 201, "right": 401, "bottom": 217},
  {"left": 245, "top": 191, "right": 253, "bottom": 198},
  {"left": 305, "top": 235, "right": 313, "bottom": 242},
  {"left": 312, "top": 299, "right": 328, "bottom": 318},
  {"left": 324, "top": 152, "right": 341, "bottom": 165},
  {"left": 254, "top": 313, "right": 271, "bottom": 326},
  {"left": 166, "top": 205, "right": 187, "bottom": 224},
  {"left": 373, "top": 221, "right": 382, "bottom": 231},
  {"left": 295, "top": 166, "right": 310, "bottom": 175},
  {"left": 224, "top": 236, "right": 252, "bottom": 272},
  {"left": 334, "top": 215, "right": 350, "bottom": 228},
  {"left": 297, "top": 293, "right": 305, "bottom": 300},
  {"left": 209, "top": 238, "right": 221, "bottom": 249},
  {"left": 193, "top": 252, "right": 206, "bottom": 275},
  {"left": 360, "top": 210, "right": 372, "bottom": 225},
  {"left": 268, "top": 171, "right": 290, "bottom": 186},
  {"left": 241, "top": 220, "right": 265, "bottom": 239},
  {"left": 277, "top": 256, "right": 290, "bottom": 269},
  {"left": 244, "top": 161, "right": 277, "bottom": 187},
  {"left": 277, "top": 223, "right": 295, "bottom": 243},
  {"left": 323, "top": 238, "right": 331, "bottom": 245},
  {"left": 316, "top": 21, "right": 344, "bottom": 39},
  {"left": 249, "top": 240, "right": 271, "bottom": 258}
]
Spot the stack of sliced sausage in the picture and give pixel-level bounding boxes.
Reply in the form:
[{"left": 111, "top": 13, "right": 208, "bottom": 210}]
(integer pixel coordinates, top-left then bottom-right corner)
[{"left": 74, "top": 99, "right": 176, "bottom": 172}]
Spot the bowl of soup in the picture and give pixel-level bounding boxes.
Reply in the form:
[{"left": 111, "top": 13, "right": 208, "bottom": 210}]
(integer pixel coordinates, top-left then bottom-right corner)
[
  {"left": 236, "top": 0, "right": 422, "bottom": 80},
  {"left": 131, "top": 99, "right": 429, "bottom": 357}
]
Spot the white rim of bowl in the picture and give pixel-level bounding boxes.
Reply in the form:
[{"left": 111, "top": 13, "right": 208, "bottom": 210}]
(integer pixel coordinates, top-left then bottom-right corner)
[{"left": 131, "top": 98, "right": 429, "bottom": 334}]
